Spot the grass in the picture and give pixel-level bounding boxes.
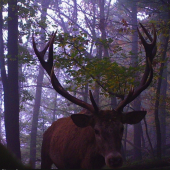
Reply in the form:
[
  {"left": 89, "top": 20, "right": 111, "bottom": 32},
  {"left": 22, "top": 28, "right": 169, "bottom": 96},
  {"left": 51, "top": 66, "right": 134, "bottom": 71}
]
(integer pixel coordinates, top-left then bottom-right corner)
[
  {"left": 103, "top": 157, "right": 170, "bottom": 170},
  {"left": 119, "top": 157, "right": 170, "bottom": 170}
]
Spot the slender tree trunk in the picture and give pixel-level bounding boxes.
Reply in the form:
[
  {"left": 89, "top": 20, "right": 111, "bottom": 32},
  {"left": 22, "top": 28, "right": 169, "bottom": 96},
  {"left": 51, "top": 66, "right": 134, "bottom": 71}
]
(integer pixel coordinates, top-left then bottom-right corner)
[
  {"left": 83, "top": 83, "right": 89, "bottom": 103},
  {"left": 52, "top": 93, "right": 57, "bottom": 123},
  {"left": 144, "top": 117, "right": 154, "bottom": 158},
  {"left": 153, "top": 2, "right": 170, "bottom": 159},
  {"left": 29, "top": 0, "right": 51, "bottom": 167},
  {"left": 0, "top": 2, "right": 4, "bottom": 143},
  {"left": 154, "top": 33, "right": 169, "bottom": 160},
  {"left": 0, "top": 83, "right": 2, "bottom": 140},
  {"left": 1, "top": 0, "right": 21, "bottom": 159},
  {"left": 160, "top": 62, "right": 167, "bottom": 156},
  {"left": 93, "top": 0, "right": 109, "bottom": 106},
  {"left": 123, "top": 124, "right": 128, "bottom": 159},
  {"left": 133, "top": 98, "right": 142, "bottom": 160},
  {"left": 111, "top": 96, "right": 117, "bottom": 110},
  {"left": 130, "top": 1, "right": 142, "bottom": 161},
  {"left": 30, "top": 65, "right": 44, "bottom": 168}
]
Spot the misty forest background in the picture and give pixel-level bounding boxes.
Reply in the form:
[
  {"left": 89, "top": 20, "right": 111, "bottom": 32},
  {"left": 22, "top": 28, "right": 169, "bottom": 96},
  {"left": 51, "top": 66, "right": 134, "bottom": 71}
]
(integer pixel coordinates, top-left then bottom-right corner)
[{"left": 0, "top": 0, "right": 170, "bottom": 169}]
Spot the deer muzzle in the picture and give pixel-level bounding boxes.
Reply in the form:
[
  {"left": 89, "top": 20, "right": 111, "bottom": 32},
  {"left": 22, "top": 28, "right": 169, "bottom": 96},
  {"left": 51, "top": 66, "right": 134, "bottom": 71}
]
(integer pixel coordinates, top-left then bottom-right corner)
[{"left": 105, "top": 152, "right": 123, "bottom": 168}]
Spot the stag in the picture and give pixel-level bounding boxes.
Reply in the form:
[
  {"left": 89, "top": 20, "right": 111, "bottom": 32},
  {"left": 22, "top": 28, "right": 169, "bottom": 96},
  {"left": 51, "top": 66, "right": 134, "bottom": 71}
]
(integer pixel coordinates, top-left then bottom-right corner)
[{"left": 32, "top": 23, "right": 156, "bottom": 169}]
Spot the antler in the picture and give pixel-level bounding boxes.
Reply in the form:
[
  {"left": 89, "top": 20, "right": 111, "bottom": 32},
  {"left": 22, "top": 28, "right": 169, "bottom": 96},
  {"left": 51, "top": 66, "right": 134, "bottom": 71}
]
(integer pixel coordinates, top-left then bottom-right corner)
[
  {"left": 32, "top": 32, "right": 98, "bottom": 114},
  {"left": 115, "top": 23, "right": 157, "bottom": 112}
]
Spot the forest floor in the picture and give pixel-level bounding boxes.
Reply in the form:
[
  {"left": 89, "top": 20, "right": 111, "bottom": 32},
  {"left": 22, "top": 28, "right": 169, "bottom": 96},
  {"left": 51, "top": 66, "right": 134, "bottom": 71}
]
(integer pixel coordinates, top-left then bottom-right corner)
[
  {"left": 103, "top": 157, "right": 170, "bottom": 169},
  {"left": 117, "top": 157, "right": 170, "bottom": 170}
]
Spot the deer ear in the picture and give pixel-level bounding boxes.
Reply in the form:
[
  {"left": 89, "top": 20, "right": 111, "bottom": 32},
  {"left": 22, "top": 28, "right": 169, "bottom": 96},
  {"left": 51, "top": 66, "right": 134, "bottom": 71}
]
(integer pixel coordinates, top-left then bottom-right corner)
[
  {"left": 122, "top": 111, "right": 146, "bottom": 124},
  {"left": 71, "top": 114, "right": 93, "bottom": 128}
]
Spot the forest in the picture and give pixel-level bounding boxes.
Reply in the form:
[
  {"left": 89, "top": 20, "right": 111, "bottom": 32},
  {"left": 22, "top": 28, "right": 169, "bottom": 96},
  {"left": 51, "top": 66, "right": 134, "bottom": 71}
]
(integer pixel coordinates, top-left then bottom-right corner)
[{"left": 0, "top": 0, "right": 170, "bottom": 169}]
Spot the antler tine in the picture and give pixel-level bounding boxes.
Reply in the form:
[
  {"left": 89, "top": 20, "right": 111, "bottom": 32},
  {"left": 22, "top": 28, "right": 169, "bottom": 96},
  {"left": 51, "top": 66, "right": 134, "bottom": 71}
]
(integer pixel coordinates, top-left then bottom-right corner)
[
  {"left": 89, "top": 90, "right": 99, "bottom": 113},
  {"left": 32, "top": 32, "right": 56, "bottom": 72},
  {"left": 33, "top": 30, "right": 95, "bottom": 114},
  {"left": 48, "top": 31, "right": 57, "bottom": 70},
  {"left": 138, "top": 24, "right": 156, "bottom": 86},
  {"left": 139, "top": 23, "right": 153, "bottom": 42},
  {"left": 137, "top": 23, "right": 157, "bottom": 62},
  {"left": 32, "top": 34, "right": 51, "bottom": 60},
  {"left": 116, "top": 24, "right": 157, "bottom": 112}
]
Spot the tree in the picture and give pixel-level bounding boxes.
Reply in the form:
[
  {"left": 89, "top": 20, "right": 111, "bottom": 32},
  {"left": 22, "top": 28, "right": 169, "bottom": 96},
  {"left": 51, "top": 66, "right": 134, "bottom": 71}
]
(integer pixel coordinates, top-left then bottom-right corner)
[
  {"left": 130, "top": 1, "right": 143, "bottom": 160},
  {"left": 29, "top": 0, "right": 51, "bottom": 168},
  {"left": 0, "top": 0, "right": 21, "bottom": 159},
  {"left": 153, "top": 18, "right": 169, "bottom": 160},
  {"left": 140, "top": 0, "right": 170, "bottom": 159}
]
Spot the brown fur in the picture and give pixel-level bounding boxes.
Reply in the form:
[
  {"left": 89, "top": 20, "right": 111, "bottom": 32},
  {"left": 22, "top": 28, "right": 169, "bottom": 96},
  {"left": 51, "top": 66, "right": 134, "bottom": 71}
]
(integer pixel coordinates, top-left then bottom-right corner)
[
  {"left": 41, "top": 109, "right": 146, "bottom": 169},
  {"left": 41, "top": 116, "right": 106, "bottom": 169}
]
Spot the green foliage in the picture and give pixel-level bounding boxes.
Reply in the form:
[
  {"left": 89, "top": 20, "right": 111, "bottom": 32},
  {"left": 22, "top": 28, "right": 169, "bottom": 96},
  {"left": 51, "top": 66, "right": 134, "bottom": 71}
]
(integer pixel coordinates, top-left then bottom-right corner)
[
  {"left": 18, "top": 2, "right": 36, "bottom": 19},
  {"left": 20, "top": 89, "right": 34, "bottom": 103},
  {"left": 53, "top": 30, "right": 145, "bottom": 97},
  {"left": 19, "top": 45, "right": 36, "bottom": 66},
  {"left": 20, "top": 89, "right": 34, "bottom": 111}
]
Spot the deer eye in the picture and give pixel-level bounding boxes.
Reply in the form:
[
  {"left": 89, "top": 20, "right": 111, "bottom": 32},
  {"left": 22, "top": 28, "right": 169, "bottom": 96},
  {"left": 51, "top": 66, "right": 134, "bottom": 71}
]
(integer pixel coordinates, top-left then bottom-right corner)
[{"left": 94, "top": 129, "right": 100, "bottom": 135}]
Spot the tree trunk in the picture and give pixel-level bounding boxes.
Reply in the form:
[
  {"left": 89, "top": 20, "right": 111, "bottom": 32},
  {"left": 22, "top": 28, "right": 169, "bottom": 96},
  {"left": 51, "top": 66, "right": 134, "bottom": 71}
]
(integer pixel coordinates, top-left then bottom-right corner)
[
  {"left": 111, "top": 96, "right": 117, "bottom": 110},
  {"left": 0, "top": 83, "right": 2, "bottom": 140},
  {"left": 52, "top": 93, "right": 57, "bottom": 123},
  {"left": 0, "top": 2, "right": 4, "bottom": 143},
  {"left": 83, "top": 83, "right": 89, "bottom": 103},
  {"left": 133, "top": 98, "right": 142, "bottom": 160},
  {"left": 29, "top": 65, "right": 44, "bottom": 168},
  {"left": 29, "top": 0, "right": 51, "bottom": 167},
  {"left": 93, "top": 0, "right": 109, "bottom": 106},
  {"left": 160, "top": 62, "right": 167, "bottom": 156},
  {"left": 130, "top": 1, "right": 142, "bottom": 161},
  {"left": 3, "top": 0, "right": 21, "bottom": 159},
  {"left": 153, "top": 1, "right": 170, "bottom": 160},
  {"left": 154, "top": 33, "right": 169, "bottom": 160},
  {"left": 123, "top": 124, "right": 128, "bottom": 160}
]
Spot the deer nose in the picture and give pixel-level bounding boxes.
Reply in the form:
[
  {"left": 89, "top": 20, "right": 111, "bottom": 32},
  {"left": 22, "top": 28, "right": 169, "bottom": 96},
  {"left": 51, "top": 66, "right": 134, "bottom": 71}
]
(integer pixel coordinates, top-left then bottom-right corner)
[
  {"left": 106, "top": 153, "right": 123, "bottom": 168},
  {"left": 108, "top": 156, "right": 123, "bottom": 167}
]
